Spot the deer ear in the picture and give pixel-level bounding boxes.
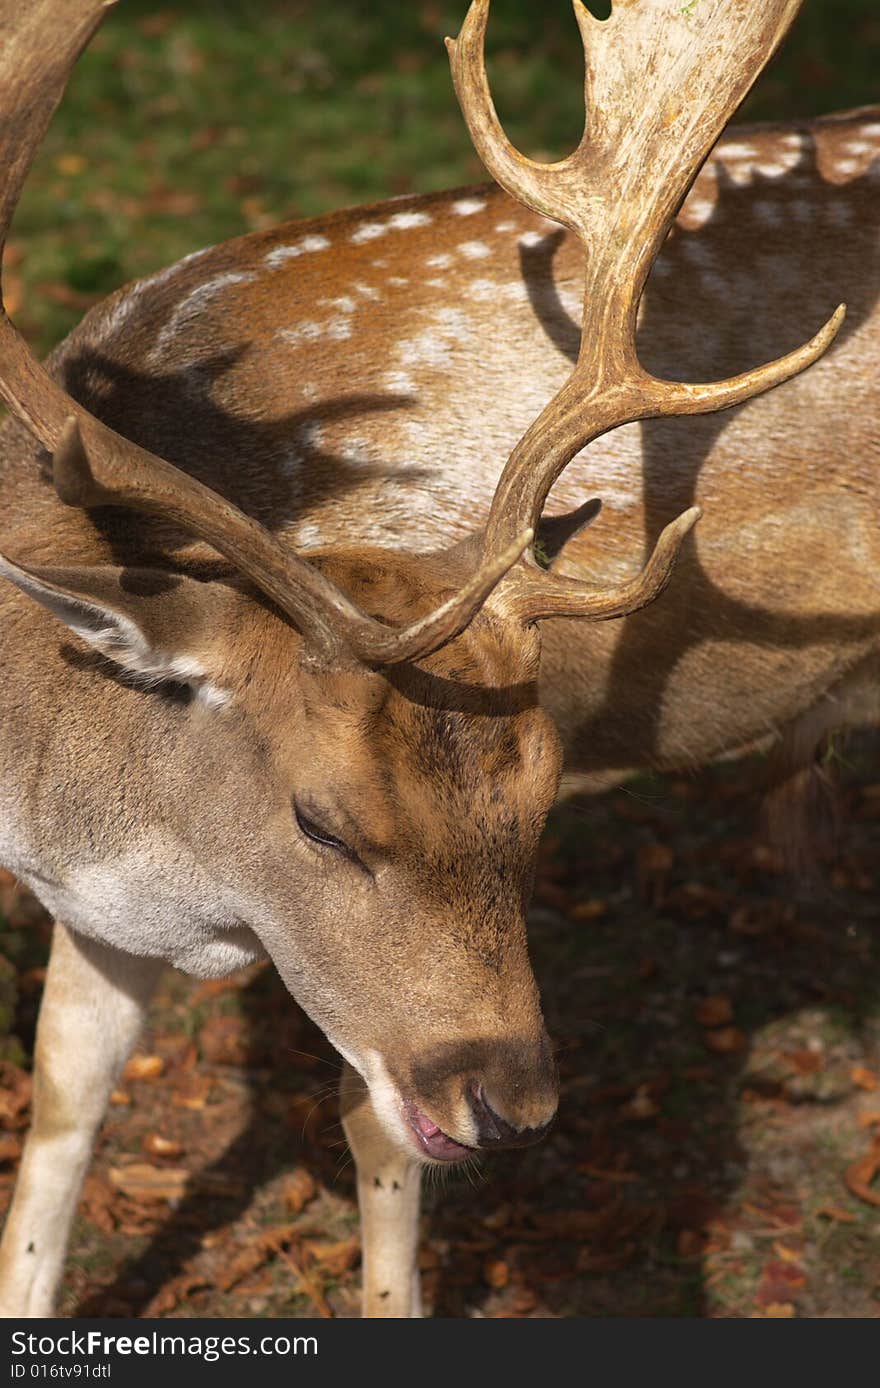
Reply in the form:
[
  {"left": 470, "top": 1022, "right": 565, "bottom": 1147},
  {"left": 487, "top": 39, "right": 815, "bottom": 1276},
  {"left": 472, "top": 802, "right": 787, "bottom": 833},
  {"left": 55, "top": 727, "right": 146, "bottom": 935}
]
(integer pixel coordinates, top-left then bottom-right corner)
[{"left": 0, "top": 552, "right": 231, "bottom": 705}]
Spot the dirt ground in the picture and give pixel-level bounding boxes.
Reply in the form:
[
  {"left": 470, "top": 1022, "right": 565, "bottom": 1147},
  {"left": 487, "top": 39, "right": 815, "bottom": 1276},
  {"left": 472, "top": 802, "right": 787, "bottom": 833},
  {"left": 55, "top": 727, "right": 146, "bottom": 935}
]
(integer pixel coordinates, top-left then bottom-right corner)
[{"left": 1, "top": 744, "right": 879, "bottom": 1319}]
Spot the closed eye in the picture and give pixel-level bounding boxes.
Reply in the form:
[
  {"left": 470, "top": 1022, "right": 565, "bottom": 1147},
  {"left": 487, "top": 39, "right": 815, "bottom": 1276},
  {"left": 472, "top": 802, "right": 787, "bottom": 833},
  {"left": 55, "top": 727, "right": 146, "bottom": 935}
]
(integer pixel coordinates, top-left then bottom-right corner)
[{"left": 294, "top": 801, "right": 361, "bottom": 865}]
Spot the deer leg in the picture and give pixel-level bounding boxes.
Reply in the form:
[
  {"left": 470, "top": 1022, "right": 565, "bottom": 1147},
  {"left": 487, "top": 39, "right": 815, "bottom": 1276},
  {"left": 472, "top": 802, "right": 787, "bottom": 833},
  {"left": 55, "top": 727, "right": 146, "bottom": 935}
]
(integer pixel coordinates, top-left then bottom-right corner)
[
  {"left": 0, "top": 921, "right": 162, "bottom": 1317},
  {"left": 340, "top": 1063, "right": 423, "bottom": 1318}
]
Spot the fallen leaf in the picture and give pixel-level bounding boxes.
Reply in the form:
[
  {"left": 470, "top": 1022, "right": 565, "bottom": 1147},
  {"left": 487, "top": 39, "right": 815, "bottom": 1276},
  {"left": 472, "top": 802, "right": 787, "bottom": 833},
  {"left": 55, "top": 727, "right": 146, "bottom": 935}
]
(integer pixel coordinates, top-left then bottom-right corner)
[
  {"left": 142, "top": 1133, "right": 184, "bottom": 1161},
  {"left": 171, "top": 1075, "right": 213, "bottom": 1110},
  {"left": 0, "top": 1133, "right": 22, "bottom": 1164},
  {"left": 814, "top": 1205, "right": 857, "bottom": 1224},
  {"left": 200, "top": 1016, "right": 253, "bottom": 1067},
  {"left": 704, "top": 1026, "right": 747, "bottom": 1055},
  {"left": 4, "top": 275, "right": 23, "bottom": 318},
  {"left": 619, "top": 1084, "right": 659, "bottom": 1120},
  {"left": 676, "top": 1229, "right": 704, "bottom": 1259},
  {"left": 851, "top": 1065, "right": 878, "bottom": 1092},
  {"left": 79, "top": 1175, "right": 116, "bottom": 1234},
  {"left": 108, "top": 1163, "right": 189, "bottom": 1202},
  {"left": 844, "top": 1145, "right": 880, "bottom": 1207},
  {"left": 694, "top": 995, "right": 734, "bottom": 1028},
  {"left": 302, "top": 1235, "right": 360, "bottom": 1278},
  {"left": 772, "top": 1241, "right": 803, "bottom": 1263},
  {"left": 109, "top": 1089, "right": 131, "bottom": 1107},
  {"left": 482, "top": 1203, "right": 512, "bottom": 1230},
  {"left": 857, "top": 1112, "right": 880, "bottom": 1130},
  {"left": 54, "top": 153, "right": 86, "bottom": 176},
  {"left": 484, "top": 1258, "right": 509, "bottom": 1289},
  {"left": 146, "top": 1272, "right": 211, "bottom": 1317},
  {"left": 123, "top": 1055, "right": 164, "bottom": 1082},
  {"left": 283, "top": 1166, "right": 318, "bottom": 1214},
  {"left": 783, "top": 1049, "right": 822, "bottom": 1076},
  {"left": 567, "top": 898, "right": 607, "bottom": 921},
  {"left": 762, "top": 1302, "right": 796, "bottom": 1318}
]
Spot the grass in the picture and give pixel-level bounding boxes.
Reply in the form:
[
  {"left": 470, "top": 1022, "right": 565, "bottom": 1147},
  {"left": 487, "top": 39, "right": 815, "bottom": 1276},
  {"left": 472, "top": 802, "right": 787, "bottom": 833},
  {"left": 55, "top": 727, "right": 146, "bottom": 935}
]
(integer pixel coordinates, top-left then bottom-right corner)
[{"left": 7, "top": 0, "right": 878, "bottom": 352}]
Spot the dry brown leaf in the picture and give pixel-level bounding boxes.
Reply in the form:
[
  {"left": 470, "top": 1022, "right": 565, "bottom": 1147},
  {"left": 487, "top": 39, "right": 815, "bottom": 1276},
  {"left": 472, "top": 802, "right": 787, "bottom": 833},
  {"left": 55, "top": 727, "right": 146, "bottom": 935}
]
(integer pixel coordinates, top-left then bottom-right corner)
[
  {"left": 79, "top": 1175, "right": 116, "bottom": 1234},
  {"left": 484, "top": 1258, "right": 510, "bottom": 1289},
  {"left": 123, "top": 1054, "right": 164, "bottom": 1083},
  {"left": 762, "top": 1302, "right": 796, "bottom": 1318},
  {"left": 619, "top": 1084, "right": 659, "bottom": 1120},
  {"left": 146, "top": 1272, "right": 211, "bottom": 1317},
  {"left": 0, "top": 1133, "right": 22, "bottom": 1164},
  {"left": 55, "top": 153, "right": 86, "bottom": 176},
  {"left": 108, "top": 1162, "right": 188, "bottom": 1202},
  {"left": 814, "top": 1204, "right": 857, "bottom": 1223},
  {"left": 567, "top": 898, "right": 607, "bottom": 921},
  {"left": 302, "top": 1235, "right": 360, "bottom": 1278},
  {"left": 0, "top": 1064, "right": 32, "bottom": 1128},
  {"left": 142, "top": 1133, "right": 184, "bottom": 1161},
  {"left": 783, "top": 1050, "right": 822, "bottom": 1076},
  {"left": 844, "top": 1145, "right": 880, "bottom": 1207},
  {"left": 772, "top": 1241, "right": 803, "bottom": 1263},
  {"left": 4, "top": 274, "right": 23, "bottom": 318},
  {"left": 283, "top": 1166, "right": 318, "bottom": 1214},
  {"left": 109, "top": 1089, "right": 131, "bottom": 1107},
  {"left": 851, "top": 1065, "right": 879, "bottom": 1092},
  {"left": 171, "top": 1075, "right": 213, "bottom": 1110},
  {"left": 676, "top": 1229, "right": 704, "bottom": 1259},
  {"left": 482, "top": 1203, "right": 512, "bottom": 1230},
  {"left": 200, "top": 1016, "right": 251, "bottom": 1067},
  {"left": 704, "top": 1026, "right": 747, "bottom": 1055},
  {"left": 694, "top": 995, "right": 734, "bottom": 1028},
  {"left": 857, "top": 1111, "right": 880, "bottom": 1130}
]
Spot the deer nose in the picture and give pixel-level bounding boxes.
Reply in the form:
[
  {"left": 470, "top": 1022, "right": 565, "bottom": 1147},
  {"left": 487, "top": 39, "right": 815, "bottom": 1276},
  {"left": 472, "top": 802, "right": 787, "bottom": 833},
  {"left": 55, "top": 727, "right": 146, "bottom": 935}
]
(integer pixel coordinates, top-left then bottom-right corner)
[{"left": 466, "top": 1080, "right": 555, "bottom": 1150}]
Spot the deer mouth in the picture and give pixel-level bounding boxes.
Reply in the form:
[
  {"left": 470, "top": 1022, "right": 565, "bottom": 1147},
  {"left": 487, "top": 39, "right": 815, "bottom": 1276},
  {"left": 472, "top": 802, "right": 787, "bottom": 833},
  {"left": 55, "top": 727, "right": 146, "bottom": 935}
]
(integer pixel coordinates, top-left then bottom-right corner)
[{"left": 402, "top": 1098, "right": 474, "bottom": 1163}]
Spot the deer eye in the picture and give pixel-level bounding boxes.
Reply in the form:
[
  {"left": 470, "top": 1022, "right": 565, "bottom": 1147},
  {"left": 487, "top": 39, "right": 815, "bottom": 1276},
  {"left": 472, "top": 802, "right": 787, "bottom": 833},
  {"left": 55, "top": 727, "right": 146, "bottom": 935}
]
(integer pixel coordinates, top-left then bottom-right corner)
[{"left": 294, "top": 802, "right": 354, "bottom": 858}]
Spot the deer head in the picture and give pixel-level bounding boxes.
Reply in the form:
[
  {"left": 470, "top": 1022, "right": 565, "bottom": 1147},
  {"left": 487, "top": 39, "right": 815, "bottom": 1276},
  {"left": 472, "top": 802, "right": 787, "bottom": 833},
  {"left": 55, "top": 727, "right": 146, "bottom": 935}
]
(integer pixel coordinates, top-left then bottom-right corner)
[{"left": 0, "top": 0, "right": 841, "bottom": 1164}]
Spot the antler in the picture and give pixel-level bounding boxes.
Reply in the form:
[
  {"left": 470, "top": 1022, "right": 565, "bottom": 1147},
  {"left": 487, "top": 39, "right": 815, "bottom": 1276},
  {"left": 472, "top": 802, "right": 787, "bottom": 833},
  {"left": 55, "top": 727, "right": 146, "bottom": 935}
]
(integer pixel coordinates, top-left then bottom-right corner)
[
  {"left": 0, "top": 0, "right": 529, "bottom": 669},
  {"left": 447, "top": 0, "right": 845, "bottom": 623}
]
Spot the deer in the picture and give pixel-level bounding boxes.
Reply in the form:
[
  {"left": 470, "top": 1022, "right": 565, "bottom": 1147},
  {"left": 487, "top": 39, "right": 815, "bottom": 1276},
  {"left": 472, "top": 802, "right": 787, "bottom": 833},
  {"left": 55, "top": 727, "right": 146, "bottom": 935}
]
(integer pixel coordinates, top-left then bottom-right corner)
[{"left": 0, "top": 0, "right": 870, "bottom": 1319}]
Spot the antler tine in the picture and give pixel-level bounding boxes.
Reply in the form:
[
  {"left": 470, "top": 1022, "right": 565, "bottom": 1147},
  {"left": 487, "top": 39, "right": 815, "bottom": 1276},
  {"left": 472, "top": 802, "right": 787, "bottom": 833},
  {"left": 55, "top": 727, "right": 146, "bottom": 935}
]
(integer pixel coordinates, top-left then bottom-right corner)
[
  {"left": 0, "top": 0, "right": 526, "bottom": 671},
  {"left": 448, "top": 0, "right": 845, "bottom": 622}
]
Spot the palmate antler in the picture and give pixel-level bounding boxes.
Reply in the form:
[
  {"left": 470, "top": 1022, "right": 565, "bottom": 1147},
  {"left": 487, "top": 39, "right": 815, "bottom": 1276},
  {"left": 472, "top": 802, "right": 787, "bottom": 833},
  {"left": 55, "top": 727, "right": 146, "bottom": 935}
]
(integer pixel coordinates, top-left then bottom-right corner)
[
  {"left": 448, "top": 0, "right": 844, "bottom": 622},
  {"left": 0, "top": 0, "right": 843, "bottom": 661},
  {"left": 0, "top": 0, "right": 531, "bottom": 669}
]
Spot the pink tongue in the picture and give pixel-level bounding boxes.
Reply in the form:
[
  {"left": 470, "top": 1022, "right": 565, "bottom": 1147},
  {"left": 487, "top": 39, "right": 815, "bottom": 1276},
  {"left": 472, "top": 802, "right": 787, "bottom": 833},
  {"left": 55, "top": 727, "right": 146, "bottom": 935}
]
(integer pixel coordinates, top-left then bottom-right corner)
[{"left": 413, "top": 1108, "right": 441, "bottom": 1140}]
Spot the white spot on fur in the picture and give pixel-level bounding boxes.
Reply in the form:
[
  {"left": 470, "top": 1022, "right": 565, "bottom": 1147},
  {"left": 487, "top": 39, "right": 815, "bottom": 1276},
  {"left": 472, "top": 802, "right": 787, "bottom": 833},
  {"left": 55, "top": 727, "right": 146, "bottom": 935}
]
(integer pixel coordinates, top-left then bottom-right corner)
[
  {"left": 388, "top": 211, "right": 432, "bottom": 230},
  {"left": 717, "top": 140, "right": 758, "bottom": 160},
  {"left": 518, "top": 231, "right": 545, "bottom": 249},
  {"left": 152, "top": 271, "right": 256, "bottom": 358},
  {"left": 679, "top": 199, "right": 715, "bottom": 228},
  {"left": 458, "top": 241, "right": 490, "bottom": 260},
  {"left": 351, "top": 222, "right": 388, "bottom": 244},
  {"left": 278, "top": 321, "right": 323, "bottom": 347},
  {"left": 467, "top": 278, "right": 496, "bottom": 301},
  {"left": 385, "top": 369, "right": 415, "bottom": 393},
  {"left": 320, "top": 295, "right": 356, "bottom": 313},
  {"left": 354, "top": 283, "right": 382, "bottom": 300},
  {"left": 453, "top": 198, "right": 487, "bottom": 216},
  {"left": 426, "top": 253, "right": 453, "bottom": 269},
  {"left": 292, "top": 521, "right": 324, "bottom": 550},
  {"left": 264, "top": 235, "right": 331, "bottom": 267},
  {"left": 833, "top": 157, "right": 861, "bottom": 177},
  {"left": 388, "top": 276, "right": 409, "bottom": 287}
]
